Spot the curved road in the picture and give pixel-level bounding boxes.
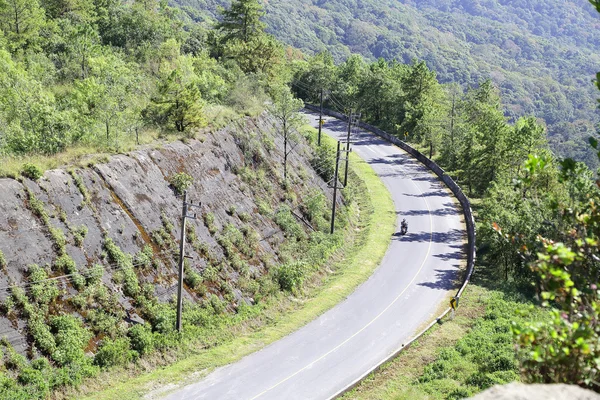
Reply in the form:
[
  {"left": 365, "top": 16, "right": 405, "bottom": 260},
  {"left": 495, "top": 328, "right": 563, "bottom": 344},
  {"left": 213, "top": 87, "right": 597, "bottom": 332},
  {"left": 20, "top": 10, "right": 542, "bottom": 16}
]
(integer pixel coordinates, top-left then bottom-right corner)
[{"left": 164, "top": 112, "right": 466, "bottom": 400}]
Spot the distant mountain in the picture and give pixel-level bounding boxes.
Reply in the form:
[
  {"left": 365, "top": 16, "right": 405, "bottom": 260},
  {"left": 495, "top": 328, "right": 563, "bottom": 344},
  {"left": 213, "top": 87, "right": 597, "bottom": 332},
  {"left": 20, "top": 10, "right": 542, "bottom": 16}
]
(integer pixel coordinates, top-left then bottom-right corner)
[{"left": 173, "top": 0, "right": 600, "bottom": 167}]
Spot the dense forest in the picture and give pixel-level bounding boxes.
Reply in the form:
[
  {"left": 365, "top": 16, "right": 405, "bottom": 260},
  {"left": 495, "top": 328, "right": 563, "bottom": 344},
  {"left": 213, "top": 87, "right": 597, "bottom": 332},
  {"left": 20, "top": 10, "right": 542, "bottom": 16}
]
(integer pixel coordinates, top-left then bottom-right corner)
[
  {"left": 172, "top": 0, "right": 600, "bottom": 168},
  {"left": 0, "top": 0, "right": 599, "bottom": 397}
]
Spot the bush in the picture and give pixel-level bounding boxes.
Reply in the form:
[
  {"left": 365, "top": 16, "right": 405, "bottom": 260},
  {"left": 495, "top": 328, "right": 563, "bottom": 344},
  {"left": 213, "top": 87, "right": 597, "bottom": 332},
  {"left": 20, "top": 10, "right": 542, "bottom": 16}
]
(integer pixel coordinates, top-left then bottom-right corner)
[
  {"left": 17, "top": 367, "right": 49, "bottom": 396},
  {"left": 203, "top": 212, "right": 217, "bottom": 234},
  {"left": 21, "top": 163, "right": 43, "bottom": 180},
  {"left": 169, "top": 172, "right": 193, "bottom": 195},
  {"left": 0, "top": 250, "right": 6, "bottom": 270},
  {"left": 135, "top": 245, "right": 153, "bottom": 268},
  {"left": 28, "top": 264, "right": 59, "bottom": 305},
  {"left": 128, "top": 324, "right": 154, "bottom": 356},
  {"left": 73, "top": 225, "right": 88, "bottom": 248},
  {"left": 50, "top": 315, "right": 92, "bottom": 366},
  {"left": 275, "top": 261, "right": 307, "bottom": 292},
  {"left": 274, "top": 205, "right": 304, "bottom": 239},
  {"left": 94, "top": 338, "right": 134, "bottom": 368},
  {"left": 29, "top": 314, "right": 56, "bottom": 355}
]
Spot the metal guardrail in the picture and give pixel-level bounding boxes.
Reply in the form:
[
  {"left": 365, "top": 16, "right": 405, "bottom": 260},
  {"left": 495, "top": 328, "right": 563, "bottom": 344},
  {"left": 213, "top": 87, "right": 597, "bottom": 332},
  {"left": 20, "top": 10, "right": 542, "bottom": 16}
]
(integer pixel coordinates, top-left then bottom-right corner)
[{"left": 304, "top": 104, "right": 477, "bottom": 399}]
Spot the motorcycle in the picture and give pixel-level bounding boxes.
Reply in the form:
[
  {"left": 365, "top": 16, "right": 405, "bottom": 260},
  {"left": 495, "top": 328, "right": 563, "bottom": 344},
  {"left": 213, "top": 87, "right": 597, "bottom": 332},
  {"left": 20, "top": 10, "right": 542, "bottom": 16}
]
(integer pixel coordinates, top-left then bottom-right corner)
[{"left": 400, "top": 219, "right": 408, "bottom": 235}]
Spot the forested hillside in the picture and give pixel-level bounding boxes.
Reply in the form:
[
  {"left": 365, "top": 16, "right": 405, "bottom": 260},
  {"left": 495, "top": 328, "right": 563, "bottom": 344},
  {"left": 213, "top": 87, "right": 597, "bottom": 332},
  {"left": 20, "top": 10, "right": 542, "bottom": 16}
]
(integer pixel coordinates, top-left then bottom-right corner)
[{"left": 173, "top": 0, "right": 600, "bottom": 168}]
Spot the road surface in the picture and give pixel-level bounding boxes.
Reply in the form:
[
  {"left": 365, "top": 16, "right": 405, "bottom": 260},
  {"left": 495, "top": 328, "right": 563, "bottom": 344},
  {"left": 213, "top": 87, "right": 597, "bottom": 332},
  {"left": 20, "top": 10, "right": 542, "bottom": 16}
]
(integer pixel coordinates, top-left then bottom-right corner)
[{"left": 164, "top": 111, "right": 466, "bottom": 400}]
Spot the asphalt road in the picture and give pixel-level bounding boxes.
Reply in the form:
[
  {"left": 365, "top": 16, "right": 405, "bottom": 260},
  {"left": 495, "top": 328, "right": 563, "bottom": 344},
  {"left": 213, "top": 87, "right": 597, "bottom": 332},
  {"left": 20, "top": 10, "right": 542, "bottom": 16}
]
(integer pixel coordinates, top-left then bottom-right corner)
[{"left": 164, "top": 111, "right": 466, "bottom": 400}]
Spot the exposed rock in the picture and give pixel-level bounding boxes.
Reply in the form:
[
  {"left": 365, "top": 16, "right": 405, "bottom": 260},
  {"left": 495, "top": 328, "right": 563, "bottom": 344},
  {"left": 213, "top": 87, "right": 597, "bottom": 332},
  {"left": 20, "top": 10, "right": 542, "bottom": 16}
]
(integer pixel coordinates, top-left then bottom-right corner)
[{"left": 0, "top": 112, "right": 335, "bottom": 354}]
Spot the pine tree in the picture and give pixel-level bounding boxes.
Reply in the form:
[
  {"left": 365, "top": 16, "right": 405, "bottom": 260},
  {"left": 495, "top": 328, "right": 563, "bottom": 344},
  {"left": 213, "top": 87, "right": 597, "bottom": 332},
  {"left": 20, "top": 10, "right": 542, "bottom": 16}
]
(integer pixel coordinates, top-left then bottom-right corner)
[{"left": 216, "top": 0, "right": 266, "bottom": 43}]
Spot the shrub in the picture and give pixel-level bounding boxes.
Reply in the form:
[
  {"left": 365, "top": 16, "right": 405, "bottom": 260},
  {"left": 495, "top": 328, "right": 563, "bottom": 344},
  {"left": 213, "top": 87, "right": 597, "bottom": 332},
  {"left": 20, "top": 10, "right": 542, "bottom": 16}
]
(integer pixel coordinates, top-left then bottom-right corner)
[
  {"left": 28, "top": 264, "right": 59, "bottom": 305},
  {"left": 87, "top": 309, "right": 124, "bottom": 338},
  {"left": 135, "top": 245, "right": 153, "bottom": 269},
  {"left": 73, "top": 225, "right": 88, "bottom": 247},
  {"left": 21, "top": 163, "right": 43, "bottom": 180},
  {"left": 69, "top": 170, "right": 90, "bottom": 203},
  {"left": 0, "top": 250, "right": 6, "bottom": 270},
  {"left": 17, "top": 367, "right": 49, "bottom": 396},
  {"left": 85, "top": 265, "right": 104, "bottom": 286},
  {"left": 144, "top": 302, "right": 176, "bottom": 334},
  {"left": 274, "top": 205, "right": 304, "bottom": 239},
  {"left": 209, "top": 294, "right": 225, "bottom": 314},
  {"left": 203, "top": 212, "right": 217, "bottom": 234},
  {"left": 169, "top": 172, "right": 193, "bottom": 195},
  {"left": 104, "top": 238, "right": 139, "bottom": 297},
  {"left": 29, "top": 314, "right": 56, "bottom": 356},
  {"left": 128, "top": 324, "right": 154, "bottom": 356},
  {"left": 239, "top": 212, "right": 251, "bottom": 223},
  {"left": 184, "top": 268, "right": 203, "bottom": 290},
  {"left": 49, "top": 227, "right": 67, "bottom": 255},
  {"left": 50, "top": 315, "right": 92, "bottom": 366},
  {"left": 160, "top": 211, "right": 174, "bottom": 233},
  {"left": 275, "top": 261, "right": 307, "bottom": 292},
  {"left": 257, "top": 200, "right": 272, "bottom": 216},
  {"left": 94, "top": 338, "right": 134, "bottom": 368}
]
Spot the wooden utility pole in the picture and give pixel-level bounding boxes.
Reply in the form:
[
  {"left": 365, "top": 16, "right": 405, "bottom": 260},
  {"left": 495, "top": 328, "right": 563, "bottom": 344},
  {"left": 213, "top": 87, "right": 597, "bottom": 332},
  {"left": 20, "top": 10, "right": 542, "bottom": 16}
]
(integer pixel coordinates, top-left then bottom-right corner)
[
  {"left": 176, "top": 191, "right": 188, "bottom": 333},
  {"left": 330, "top": 141, "right": 341, "bottom": 234},
  {"left": 344, "top": 110, "right": 353, "bottom": 187},
  {"left": 318, "top": 89, "right": 324, "bottom": 146},
  {"left": 283, "top": 119, "right": 288, "bottom": 182}
]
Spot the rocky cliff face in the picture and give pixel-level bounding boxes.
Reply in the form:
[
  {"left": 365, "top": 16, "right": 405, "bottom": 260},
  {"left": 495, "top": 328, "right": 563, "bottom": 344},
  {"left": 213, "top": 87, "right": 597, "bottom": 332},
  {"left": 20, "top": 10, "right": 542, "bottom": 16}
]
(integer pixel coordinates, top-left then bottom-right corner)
[{"left": 0, "top": 113, "right": 335, "bottom": 356}]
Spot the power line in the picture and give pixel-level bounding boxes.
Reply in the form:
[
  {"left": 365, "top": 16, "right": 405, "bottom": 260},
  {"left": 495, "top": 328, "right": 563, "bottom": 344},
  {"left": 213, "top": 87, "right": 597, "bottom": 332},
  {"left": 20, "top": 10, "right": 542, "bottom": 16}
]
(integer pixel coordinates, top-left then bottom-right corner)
[{"left": 0, "top": 248, "right": 178, "bottom": 293}]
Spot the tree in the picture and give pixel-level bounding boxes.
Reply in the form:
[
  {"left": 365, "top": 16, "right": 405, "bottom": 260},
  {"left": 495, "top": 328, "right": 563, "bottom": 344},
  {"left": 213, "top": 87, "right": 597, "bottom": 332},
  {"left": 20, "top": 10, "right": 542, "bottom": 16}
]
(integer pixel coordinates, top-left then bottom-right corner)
[
  {"left": 514, "top": 158, "right": 600, "bottom": 390},
  {"left": 268, "top": 86, "right": 304, "bottom": 183},
  {"left": 457, "top": 80, "right": 510, "bottom": 195},
  {"left": 0, "top": 0, "right": 45, "bottom": 52},
  {"left": 145, "top": 56, "right": 206, "bottom": 134},
  {"left": 216, "top": 0, "right": 265, "bottom": 43},
  {"left": 0, "top": 49, "right": 70, "bottom": 154}
]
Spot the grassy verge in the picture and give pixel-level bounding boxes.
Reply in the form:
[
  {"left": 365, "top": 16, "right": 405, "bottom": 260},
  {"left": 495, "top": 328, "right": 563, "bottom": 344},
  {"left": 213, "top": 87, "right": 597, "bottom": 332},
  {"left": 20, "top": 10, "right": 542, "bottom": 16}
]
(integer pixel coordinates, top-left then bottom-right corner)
[
  {"left": 340, "top": 277, "right": 543, "bottom": 400},
  {"left": 72, "top": 130, "right": 396, "bottom": 399}
]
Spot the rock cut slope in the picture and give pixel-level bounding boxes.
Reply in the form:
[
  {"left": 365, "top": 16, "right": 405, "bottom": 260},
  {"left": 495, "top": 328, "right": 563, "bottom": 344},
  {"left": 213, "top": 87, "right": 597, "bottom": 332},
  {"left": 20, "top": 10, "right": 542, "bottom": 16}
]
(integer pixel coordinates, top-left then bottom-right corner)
[{"left": 0, "top": 113, "right": 336, "bottom": 362}]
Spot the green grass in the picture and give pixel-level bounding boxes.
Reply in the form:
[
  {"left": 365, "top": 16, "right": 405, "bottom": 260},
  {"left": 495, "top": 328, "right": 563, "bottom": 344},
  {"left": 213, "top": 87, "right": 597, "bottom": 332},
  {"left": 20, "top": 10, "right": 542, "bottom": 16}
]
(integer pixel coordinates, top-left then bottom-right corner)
[
  {"left": 340, "top": 281, "right": 542, "bottom": 400},
  {"left": 67, "top": 131, "right": 396, "bottom": 400}
]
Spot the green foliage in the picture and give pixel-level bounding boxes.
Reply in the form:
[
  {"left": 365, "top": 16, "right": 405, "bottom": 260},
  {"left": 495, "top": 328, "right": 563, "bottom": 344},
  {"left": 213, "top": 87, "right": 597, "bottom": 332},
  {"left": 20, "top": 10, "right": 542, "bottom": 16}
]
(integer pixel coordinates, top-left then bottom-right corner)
[
  {"left": 50, "top": 315, "right": 92, "bottom": 366},
  {"left": 73, "top": 225, "right": 88, "bottom": 248},
  {"left": 515, "top": 239, "right": 600, "bottom": 389},
  {"left": 0, "top": 250, "right": 6, "bottom": 270},
  {"left": 94, "top": 338, "right": 135, "bottom": 368},
  {"left": 216, "top": 0, "right": 266, "bottom": 43},
  {"left": 104, "top": 238, "right": 139, "bottom": 297},
  {"left": 128, "top": 324, "right": 154, "bottom": 356},
  {"left": 28, "top": 264, "right": 59, "bottom": 305},
  {"left": 194, "top": 0, "right": 600, "bottom": 168},
  {"left": 274, "top": 205, "right": 304, "bottom": 239},
  {"left": 203, "top": 212, "right": 217, "bottom": 234},
  {"left": 69, "top": 170, "right": 90, "bottom": 204},
  {"left": 20, "top": 163, "right": 43, "bottom": 180},
  {"left": 169, "top": 172, "right": 193, "bottom": 195},
  {"left": 135, "top": 245, "right": 154, "bottom": 269},
  {"left": 275, "top": 261, "right": 306, "bottom": 292},
  {"left": 146, "top": 62, "right": 207, "bottom": 134}
]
